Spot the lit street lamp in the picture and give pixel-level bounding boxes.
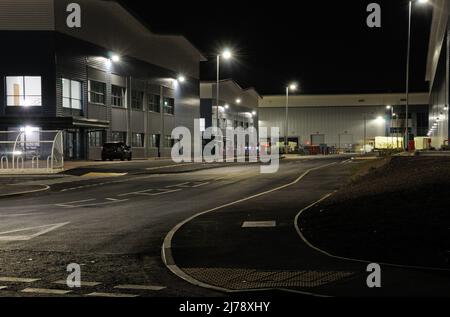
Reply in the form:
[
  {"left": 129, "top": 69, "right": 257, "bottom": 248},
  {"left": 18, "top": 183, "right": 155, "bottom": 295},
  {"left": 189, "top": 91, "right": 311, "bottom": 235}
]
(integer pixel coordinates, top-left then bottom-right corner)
[
  {"left": 285, "top": 83, "right": 297, "bottom": 154},
  {"left": 216, "top": 49, "right": 233, "bottom": 128},
  {"left": 405, "top": 0, "right": 429, "bottom": 151}
]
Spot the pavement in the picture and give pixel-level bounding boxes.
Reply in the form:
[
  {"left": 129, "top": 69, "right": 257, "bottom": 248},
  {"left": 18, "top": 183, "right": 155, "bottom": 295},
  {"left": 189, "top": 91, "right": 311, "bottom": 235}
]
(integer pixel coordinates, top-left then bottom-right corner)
[{"left": 0, "top": 156, "right": 448, "bottom": 297}]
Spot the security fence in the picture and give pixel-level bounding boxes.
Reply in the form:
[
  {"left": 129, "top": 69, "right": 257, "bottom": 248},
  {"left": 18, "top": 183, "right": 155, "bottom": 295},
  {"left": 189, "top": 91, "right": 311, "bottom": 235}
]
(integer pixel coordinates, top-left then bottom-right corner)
[{"left": 0, "top": 130, "right": 64, "bottom": 174}]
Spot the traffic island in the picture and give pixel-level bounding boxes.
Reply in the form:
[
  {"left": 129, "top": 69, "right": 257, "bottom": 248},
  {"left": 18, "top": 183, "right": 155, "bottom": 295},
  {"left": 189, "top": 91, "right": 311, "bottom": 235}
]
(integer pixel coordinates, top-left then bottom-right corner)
[
  {"left": 0, "top": 184, "right": 49, "bottom": 198},
  {"left": 298, "top": 156, "right": 450, "bottom": 269}
]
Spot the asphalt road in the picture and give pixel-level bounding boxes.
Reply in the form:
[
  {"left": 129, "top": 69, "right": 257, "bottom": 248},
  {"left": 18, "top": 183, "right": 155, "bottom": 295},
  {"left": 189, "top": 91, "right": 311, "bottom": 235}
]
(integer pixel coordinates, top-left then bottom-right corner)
[{"left": 0, "top": 156, "right": 448, "bottom": 297}]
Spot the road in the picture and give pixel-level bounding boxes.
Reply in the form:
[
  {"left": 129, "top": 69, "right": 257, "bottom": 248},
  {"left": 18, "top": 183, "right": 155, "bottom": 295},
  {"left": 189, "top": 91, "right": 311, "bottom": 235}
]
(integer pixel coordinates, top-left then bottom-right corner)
[{"left": 0, "top": 156, "right": 449, "bottom": 297}]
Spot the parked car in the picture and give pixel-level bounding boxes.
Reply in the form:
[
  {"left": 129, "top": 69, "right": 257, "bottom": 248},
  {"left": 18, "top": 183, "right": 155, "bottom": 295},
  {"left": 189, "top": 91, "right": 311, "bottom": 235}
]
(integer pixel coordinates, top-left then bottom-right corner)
[{"left": 101, "top": 142, "right": 132, "bottom": 161}]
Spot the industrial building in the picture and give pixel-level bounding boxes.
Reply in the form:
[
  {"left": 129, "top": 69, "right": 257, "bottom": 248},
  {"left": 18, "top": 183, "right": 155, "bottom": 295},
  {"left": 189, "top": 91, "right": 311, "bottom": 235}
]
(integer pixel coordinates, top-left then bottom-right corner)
[
  {"left": 0, "top": 0, "right": 205, "bottom": 161},
  {"left": 426, "top": 0, "right": 450, "bottom": 149},
  {"left": 258, "top": 93, "right": 429, "bottom": 152}
]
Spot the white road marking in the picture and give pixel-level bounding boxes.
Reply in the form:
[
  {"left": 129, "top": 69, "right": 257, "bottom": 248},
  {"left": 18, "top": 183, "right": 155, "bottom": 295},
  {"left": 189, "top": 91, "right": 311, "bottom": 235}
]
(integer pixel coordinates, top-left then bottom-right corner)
[
  {"left": 0, "top": 286, "right": 7, "bottom": 290},
  {"left": 191, "top": 182, "right": 210, "bottom": 188},
  {"left": 64, "top": 199, "right": 129, "bottom": 208},
  {"left": 242, "top": 221, "right": 276, "bottom": 228},
  {"left": 119, "top": 188, "right": 181, "bottom": 197},
  {"left": 21, "top": 288, "right": 72, "bottom": 295},
  {"left": 0, "top": 213, "right": 45, "bottom": 217},
  {"left": 55, "top": 199, "right": 95, "bottom": 207},
  {"left": 0, "top": 222, "right": 70, "bottom": 241},
  {"left": 53, "top": 280, "right": 101, "bottom": 287},
  {"left": 113, "top": 284, "right": 166, "bottom": 291},
  {"left": 150, "top": 189, "right": 181, "bottom": 196},
  {"left": 146, "top": 163, "right": 193, "bottom": 170},
  {"left": 165, "top": 182, "right": 190, "bottom": 188},
  {"left": 0, "top": 277, "right": 40, "bottom": 283},
  {"left": 86, "top": 292, "right": 138, "bottom": 297},
  {"left": 106, "top": 198, "right": 120, "bottom": 201}
]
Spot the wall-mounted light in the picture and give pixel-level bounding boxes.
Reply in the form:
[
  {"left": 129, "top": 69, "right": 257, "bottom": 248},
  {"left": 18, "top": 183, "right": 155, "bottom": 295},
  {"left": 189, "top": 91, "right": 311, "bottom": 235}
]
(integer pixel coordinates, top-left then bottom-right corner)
[
  {"left": 224, "top": 104, "right": 229, "bottom": 109},
  {"left": 177, "top": 75, "right": 186, "bottom": 83},
  {"left": 235, "top": 98, "right": 241, "bottom": 104},
  {"left": 375, "top": 116, "right": 385, "bottom": 124},
  {"left": 111, "top": 55, "right": 121, "bottom": 63},
  {"left": 252, "top": 111, "right": 257, "bottom": 116}
]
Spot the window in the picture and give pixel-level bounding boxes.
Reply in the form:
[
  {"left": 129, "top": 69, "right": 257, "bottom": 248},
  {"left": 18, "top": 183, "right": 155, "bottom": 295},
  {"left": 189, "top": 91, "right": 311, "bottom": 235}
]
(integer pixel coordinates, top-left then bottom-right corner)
[
  {"left": 164, "top": 135, "right": 174, "bottom": 148},
  {"left": 163, "top": 97, "right": 175, "bottom": 115},
  {"left": 6, "top": 76, "right": 42, "bottom": 106},
  {"left": 89, "top": 131, "right": 103, "bottom": 147},
  {"left": 88, "top": 80, "right": 106, "bottom": 105},
  {"left": 62, "top": 78, "right": 82, "bottom": 110},
  {"left": 149, "top": 134, "right": 159, "bottom": 147},
  {"left": 131, "top": 133, "right": 144, "bottom": 147},
  {"left": 148, "top": 94, "right": 160, "bottom": 112},
  {"left": 131, "top": 91, "right": 144, "bottom": 110},
  {"left": 111, "top": 85, "right": 126, "bottom": 108},
  {"left": 111, "top": 131, "right": 127, "bottom": 143}
]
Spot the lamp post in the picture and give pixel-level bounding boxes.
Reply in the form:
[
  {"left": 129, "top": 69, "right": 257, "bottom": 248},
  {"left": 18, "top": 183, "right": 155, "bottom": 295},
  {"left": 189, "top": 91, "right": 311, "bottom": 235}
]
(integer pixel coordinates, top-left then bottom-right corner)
[
  {"left": 216, "top": 49, "right": 232, "bottom": 128},
  {"left": 285, "top": 83, "right": 297, "bottom": 154},
  {"left": 405, "top": 0, "right": 429, "bottom": 151}
]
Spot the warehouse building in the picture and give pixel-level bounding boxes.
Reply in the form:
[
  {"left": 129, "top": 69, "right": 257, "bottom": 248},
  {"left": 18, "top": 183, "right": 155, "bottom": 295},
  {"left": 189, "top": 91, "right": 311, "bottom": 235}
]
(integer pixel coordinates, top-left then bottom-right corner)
[
  {"left": 0, "top": 0, "right": 205, "bottom": 160},
  {"left": 258, "top": 93, "right": 429, "bottom": 152},
  {"left": 426, "top": 0, "right": 450, "bottom": 149}
]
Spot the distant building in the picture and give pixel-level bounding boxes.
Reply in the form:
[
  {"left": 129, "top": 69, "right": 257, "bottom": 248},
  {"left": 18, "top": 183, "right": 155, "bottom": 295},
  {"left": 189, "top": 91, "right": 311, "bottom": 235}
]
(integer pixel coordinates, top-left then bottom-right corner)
[
  {"left": 426, "top": 0, "right": 450, "bottom": 149},
  {"left": 0, "top": 0, "right": 206, "bottom": 160},
  {"left": 258, "top": 93, "right": 429, "bottom": 151}
]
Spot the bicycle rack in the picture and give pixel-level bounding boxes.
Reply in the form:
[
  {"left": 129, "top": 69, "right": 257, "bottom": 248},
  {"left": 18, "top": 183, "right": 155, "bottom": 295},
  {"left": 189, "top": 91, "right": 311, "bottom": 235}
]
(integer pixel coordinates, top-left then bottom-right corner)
[
  {"left": 0, "top": 156, "right": 8, "bottom": 169},
  {"left": 15, "top": 156, "right": 24, "bottom": 169},
  {"left": 32, "top": 156, "right": 40, "bottom": 169}
]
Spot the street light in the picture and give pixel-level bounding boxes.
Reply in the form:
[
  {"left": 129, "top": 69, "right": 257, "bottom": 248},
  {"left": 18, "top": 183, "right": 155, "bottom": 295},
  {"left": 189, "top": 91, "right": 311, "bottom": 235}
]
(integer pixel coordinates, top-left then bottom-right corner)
[
  {"left": 235, "top": 98, "right": 241, "bottom": 104},
  {"left": 177, "top": 75, "right": 186, "bottom": 83},
  {"left": 216, "top": 49, "right": 233, "bottom": 128},
  {"left": 285, "top": 83, "right": 297, "bottom": 154},
  {"left": 111, "top": 54, "right": 120, "bottom": 63},
  {"left": 405, "top": 0, "right": 429, "bottom": 151}
]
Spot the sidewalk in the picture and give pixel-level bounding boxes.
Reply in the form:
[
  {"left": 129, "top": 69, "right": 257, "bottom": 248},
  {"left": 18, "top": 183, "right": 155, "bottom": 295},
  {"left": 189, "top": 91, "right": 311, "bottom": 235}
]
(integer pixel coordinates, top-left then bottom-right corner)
[{"left": 0, "top": 184, "right": 49, "bottom": 198}]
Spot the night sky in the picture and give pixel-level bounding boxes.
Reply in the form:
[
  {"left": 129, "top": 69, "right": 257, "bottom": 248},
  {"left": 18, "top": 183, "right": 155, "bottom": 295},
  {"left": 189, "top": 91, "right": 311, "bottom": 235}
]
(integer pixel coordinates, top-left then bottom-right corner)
[{"left": 120, "top": 0, "right": 432, "bottom": 95}]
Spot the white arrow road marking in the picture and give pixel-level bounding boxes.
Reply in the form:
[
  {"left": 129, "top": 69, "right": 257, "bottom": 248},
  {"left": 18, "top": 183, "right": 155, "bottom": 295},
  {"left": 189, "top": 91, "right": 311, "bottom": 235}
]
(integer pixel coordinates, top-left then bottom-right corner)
[
  {"left": 0, "top": 286, "right": 7, "bottom": 290},
  {"left": 0, "top": 222, "right": 70, "bottom": 241},
  {"left": 21, "top": 288, "right": 72, "bottom": 295}
]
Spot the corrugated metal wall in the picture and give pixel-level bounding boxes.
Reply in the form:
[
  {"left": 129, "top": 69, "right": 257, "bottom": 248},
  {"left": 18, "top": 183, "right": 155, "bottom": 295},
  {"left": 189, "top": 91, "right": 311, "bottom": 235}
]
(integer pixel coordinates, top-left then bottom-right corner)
[
  {"left": 0, "top": 0, "right": 54, "bottom": 30},
  {"left": 259, "top": 106, "right": 388, "bottom": 147}
]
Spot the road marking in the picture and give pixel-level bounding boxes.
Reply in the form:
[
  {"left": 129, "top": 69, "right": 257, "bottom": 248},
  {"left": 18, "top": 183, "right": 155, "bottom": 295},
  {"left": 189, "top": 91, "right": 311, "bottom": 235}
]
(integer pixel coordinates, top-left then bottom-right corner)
[
  {"left": 0, "top": 286, "right": 7, "bottom": 290},
  {"left": 0, "top": 185, "right": 50, "bottom": 197},
  {"left": 119, "top": 188, "right": 181, "bottom": 197},
  {"left": 0, "top": 222, "right": 70, "bottom": 241},
  {"left": 106, "top": 198, "right": 120, "bottom": 201},
  {"left": 150, "top": 189, "right": 181, "bottom": 196},
  {"left": 21, "top": 288, "right": 72, "bottom": 295},
  {"left": 86, "top": 292, "right": 138, "bottom": 297},
  {"left": 191, "top": 182, "right": 210, "bottom": 188},
  {"left": 82, "top": 172, "right": 127, "bottom": 178},
  {"left": 242, "top": 221, "right": 276, "bottom": 228},
  {"left": 0, "top": 277, "right": 40, "bottom": 283},
  {"left": 55, "top": 199, "right": 95, "bottom": 207},
  {"left": 161, "top": 161, "right": 339, "bottom": 295},
  {"left": 146, "top": 163, "right": 194, "bottom": 170},
  {"left": 0, "top": 212, "right": 45, "bottom": 217},
  {"left": 64, "top": 199, "right": 129, "bottom": 208},
  {"left": 114, "top": 284, "right": 166, "bottom": 291},
  {"left": 165, "top": 182, "right": 190, "bottom": 188},
  {"left": 53, "top": 280, "right": 101, "bottom": 287}
]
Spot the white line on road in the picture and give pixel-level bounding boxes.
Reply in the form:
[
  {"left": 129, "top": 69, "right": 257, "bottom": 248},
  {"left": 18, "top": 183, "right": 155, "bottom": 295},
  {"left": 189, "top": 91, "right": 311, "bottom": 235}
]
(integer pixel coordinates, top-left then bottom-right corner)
[
  {"left": 53, "top": 280, "right": 102, "bottom": 287},
  {"left": 0, "top": 277, "right": 40, "bottom": 283},
  {"left": 0, "top": 286, "right": 7, "bottom": 290},
  {"left": 0, "top": 222, "right": 70, "bottom": 241},
  {"left": 119, "top": 188, "right": 181, "bottom": 197},
  {"left": 64, "top": 199, "right": 129, "bottom": 208},
  {"left": 0, "top": 212, "right": 45, "bottom": 217},
  {"left": 86, "top": 292, "right": 138, "bottom": 297},
  {"left": 165, "top": 182, "right": 190, "bottom": 188},
  {"left": 242, "top": 221, "right": 276, "bottom": 228},
  {"left": 191, "top": 182, "right": 210, "bottom": 188},
  {"left": 113, "top": 284, "right": 166, "bottom": 291},
  {"left": 55, "top": 199, "right": 96, "bottom": 207},
  {"left": 146, "top": 163, "right": 194, "bottom": 170},
  {"left": 21, "top": 288, "right": 72, "bottom": 295}
]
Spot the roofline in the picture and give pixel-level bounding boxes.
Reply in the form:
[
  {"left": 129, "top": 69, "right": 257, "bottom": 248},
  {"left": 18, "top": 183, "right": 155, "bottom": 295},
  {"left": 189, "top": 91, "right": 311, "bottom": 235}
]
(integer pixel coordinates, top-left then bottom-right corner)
[
  {"left": 115, "top": 0, "right": 207, "bottom": 61},
  {"left": 200, "top": 79, "right": 262, "bottom": 99}
]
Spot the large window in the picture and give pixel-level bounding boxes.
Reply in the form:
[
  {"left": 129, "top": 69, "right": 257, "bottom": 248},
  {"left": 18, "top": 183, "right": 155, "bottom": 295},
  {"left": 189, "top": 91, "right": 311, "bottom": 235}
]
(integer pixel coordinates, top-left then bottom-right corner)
[
  {"left": 131, "top": 91, "right": 144, "bottom": 110},
  {"left": 111, "top": 85, "right": 126, "bottom": 108},
  {"left": 111, "top": 131, "right": 127, "bottom": 143},
  {"left": 6, "top": 76, "right": 42, "bottom": 106},
  {"left": 88, "top": 80, "right": 106, "bottom": 105},
  {"left": 62, "top": 78, "right": 82, "bottom": 110},
  {"left": 148, "top": 94, "right": 160, "bottom": 112},
  {"left": 89, "top": 131, "right": 103, "bottom": 147},
  {"left": 164, "top": 135, "right": 174, "bottom": 148},
  {"left": 131, "top": 133, "right": 144, "bottom": 147},
  {"left": 163, "top": 97, "right": 175, "bottom": 115},
  {"left": 149, "top": 134, "right": 159, "bottom": 148}
]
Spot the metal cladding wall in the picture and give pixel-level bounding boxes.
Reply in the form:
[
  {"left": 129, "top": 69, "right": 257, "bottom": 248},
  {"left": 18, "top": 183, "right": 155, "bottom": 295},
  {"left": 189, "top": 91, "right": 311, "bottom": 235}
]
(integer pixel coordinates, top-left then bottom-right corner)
[
  {"left": 428, "top": 22, "right": 449, "bottom": 149},
  {"left": 0, "top": 31, "right": 57, "bottom": 121},
  {"left": 259, "top": 106, "right": 389, "bottom": 148}
]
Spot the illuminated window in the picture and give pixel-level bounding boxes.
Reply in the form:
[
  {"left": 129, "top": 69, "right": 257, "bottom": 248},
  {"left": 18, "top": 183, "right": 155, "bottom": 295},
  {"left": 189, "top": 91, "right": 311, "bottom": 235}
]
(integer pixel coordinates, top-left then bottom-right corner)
[
  {"left": 62, "top": 78, "right": 82, "bottom": 110},
  {"left": 6, "top": 76, "right": 42, "bottom": 106}
]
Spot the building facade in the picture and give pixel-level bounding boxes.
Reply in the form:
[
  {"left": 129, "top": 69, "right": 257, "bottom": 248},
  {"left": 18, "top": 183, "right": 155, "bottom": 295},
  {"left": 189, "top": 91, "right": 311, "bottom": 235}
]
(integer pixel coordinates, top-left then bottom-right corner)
[
  {"left": 259, "top": 93, "right": 429, "bottom": 152},
  {"left": 426, "top": 0, "right": 450, "bottom": 149},
  {"left": 0, "top": 0, "right": 205, "bottom": 160}
]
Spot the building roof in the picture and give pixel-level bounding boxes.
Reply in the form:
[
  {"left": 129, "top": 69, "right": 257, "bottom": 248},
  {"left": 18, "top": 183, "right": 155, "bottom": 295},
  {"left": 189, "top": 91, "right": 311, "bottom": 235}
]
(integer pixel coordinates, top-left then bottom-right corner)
[
  {"left": 201, "top": 79, "right": 262, "bottom": 99},
  {"left": 259, "top": 93, "right": 429, "bottom": 108}
]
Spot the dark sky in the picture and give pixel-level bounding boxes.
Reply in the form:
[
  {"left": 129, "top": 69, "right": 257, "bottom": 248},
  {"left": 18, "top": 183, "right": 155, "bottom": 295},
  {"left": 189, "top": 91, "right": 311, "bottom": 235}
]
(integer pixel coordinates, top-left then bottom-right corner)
[{"left": 120, "top": 0, "right": 432, "bottom": 95}]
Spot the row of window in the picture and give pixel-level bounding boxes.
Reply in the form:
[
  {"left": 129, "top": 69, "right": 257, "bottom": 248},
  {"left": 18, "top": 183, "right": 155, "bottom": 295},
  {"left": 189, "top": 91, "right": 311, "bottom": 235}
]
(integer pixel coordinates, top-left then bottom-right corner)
[
  {"left": 217, "top": 119, "right": 252, "bottom": 129},
  {"left": 4, "top": 76, "right": 175, "bottom": 114},
  {"left": 89, "top": 131, "right": 173, "bottom": 148}
]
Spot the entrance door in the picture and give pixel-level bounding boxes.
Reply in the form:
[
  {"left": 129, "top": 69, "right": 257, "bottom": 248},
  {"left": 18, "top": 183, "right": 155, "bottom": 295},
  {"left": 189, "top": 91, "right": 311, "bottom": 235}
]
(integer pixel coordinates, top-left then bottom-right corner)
[
  {"left": 155, "top": 134, "right": 161, "bottom": 157},
  {"left": 64, "top": 131, "right": 80, "bottom": 160}
]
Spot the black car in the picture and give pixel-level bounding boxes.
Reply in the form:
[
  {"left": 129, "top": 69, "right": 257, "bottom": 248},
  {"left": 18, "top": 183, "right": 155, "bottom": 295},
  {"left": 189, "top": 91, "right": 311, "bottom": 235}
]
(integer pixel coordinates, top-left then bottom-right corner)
[{"left": 101, "top": 142, "right": 132, "bottom": 161}]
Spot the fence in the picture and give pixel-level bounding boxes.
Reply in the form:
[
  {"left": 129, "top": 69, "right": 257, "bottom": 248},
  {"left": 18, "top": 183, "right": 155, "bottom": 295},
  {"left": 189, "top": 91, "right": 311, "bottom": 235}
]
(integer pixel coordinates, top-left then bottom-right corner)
[{"left": 0, "top": 130, "right": 64, "bottom": 174}]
